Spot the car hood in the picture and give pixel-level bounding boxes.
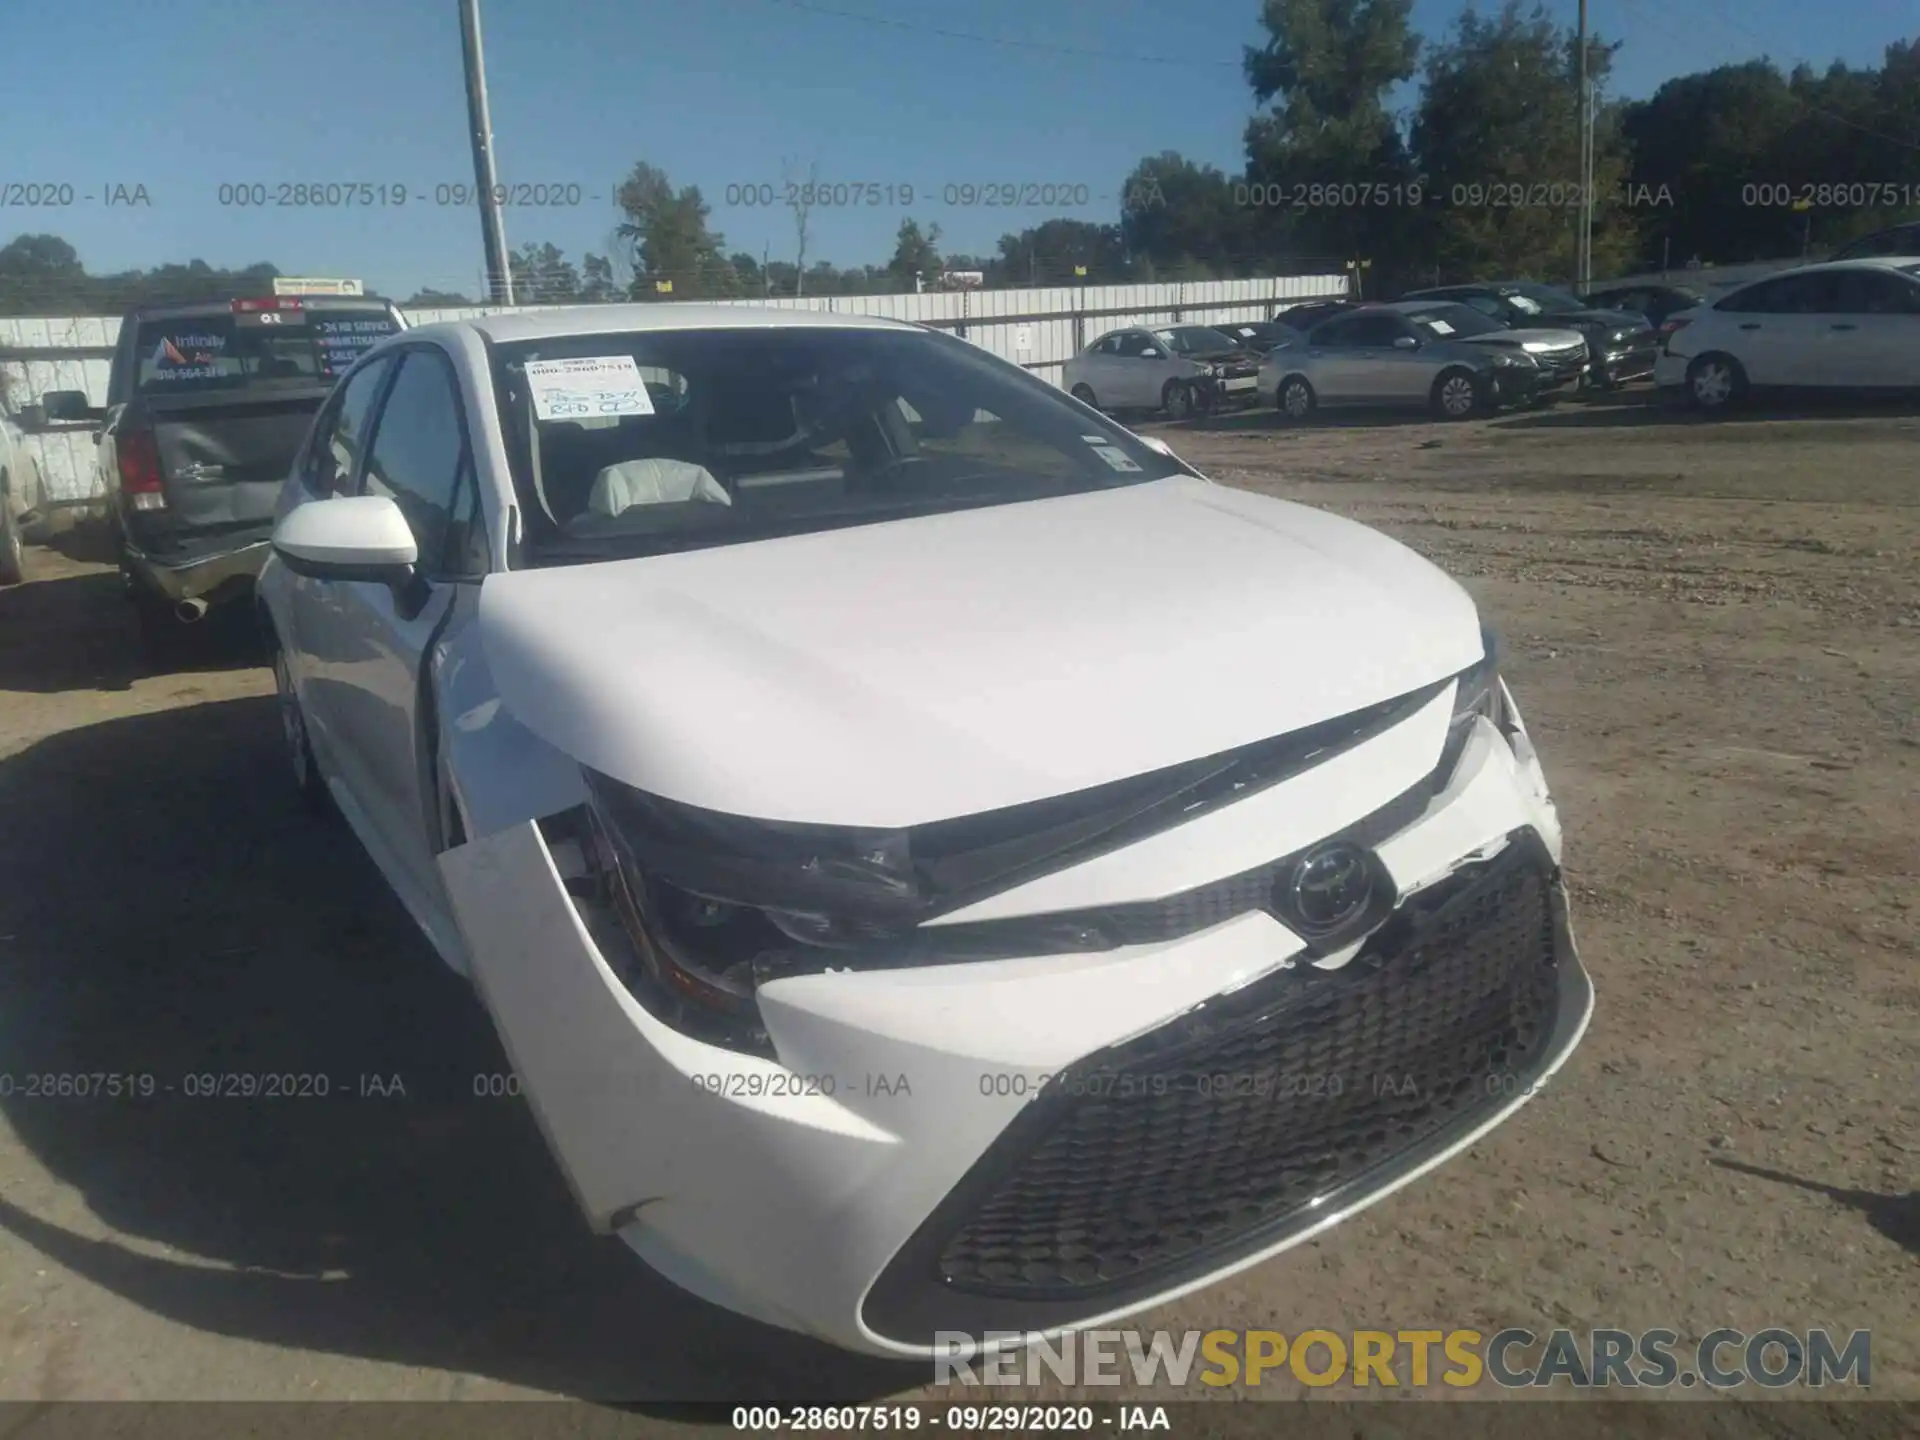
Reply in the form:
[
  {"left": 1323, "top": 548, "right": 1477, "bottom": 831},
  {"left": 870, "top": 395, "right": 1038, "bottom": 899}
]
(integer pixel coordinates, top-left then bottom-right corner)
[
  {"left": 1534, "top": 307, "right": 1648, "bottom": 330},
  {"left": 477, "top": 476, "right": 1483, "bottom": 828},
  {"left": 1456, "top": 326, "right": 1588, "bottom": 349}
]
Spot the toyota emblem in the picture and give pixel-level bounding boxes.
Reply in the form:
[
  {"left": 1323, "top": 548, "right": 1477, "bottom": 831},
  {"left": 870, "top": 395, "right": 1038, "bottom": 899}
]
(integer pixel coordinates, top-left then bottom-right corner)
[{"left": 1285, "top": 842, "right": 1375, "bottom": 933}]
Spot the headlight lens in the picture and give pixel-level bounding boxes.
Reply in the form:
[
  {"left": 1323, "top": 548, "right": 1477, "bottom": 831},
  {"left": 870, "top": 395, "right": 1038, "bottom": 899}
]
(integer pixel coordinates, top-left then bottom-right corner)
[
  {"left": 1441, "top": 626, "right": 1515, "bottom": 775},
  {"left": 555, "top": 772, "right": 930, "bottom": 1053}
]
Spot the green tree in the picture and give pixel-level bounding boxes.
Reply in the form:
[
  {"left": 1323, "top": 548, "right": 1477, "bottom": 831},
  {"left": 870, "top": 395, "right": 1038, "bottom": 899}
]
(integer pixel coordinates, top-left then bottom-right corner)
[
  {"left": 0, "top": 234, "right": 90, "bottom": 313},
  {"left": 578, "top": 254, "right": 622, "bottom": 303},
  {"left": 613, "top": 161, "right": 739, "bottom": 299},
  {"left": 1242, "top": 0, "right": 1422, "bottom": 276},
  {"left": 404, "top": 287, "right": 476, "bottom": 307},
  {"left": 991, "top": 220, "right": 1130, "bottom": 284},
  {"left": 1622, "top": 62, "right": 1803, "bottom": 267},
  {"left": 887, "top": 219, "right": 943, "bottom": 288},
  {"left": 1409, "top": 1, "right": 1634, "bottom": 283},
  {"left": 508, "top": 241, "right": 581, "bottom": 303},
  {"left": 1119, "top": 153, "right": 1252, "bottom": 277}
]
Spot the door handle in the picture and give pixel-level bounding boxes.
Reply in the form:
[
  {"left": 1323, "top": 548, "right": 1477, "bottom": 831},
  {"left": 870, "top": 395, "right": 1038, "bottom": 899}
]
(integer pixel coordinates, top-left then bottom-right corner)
[
  {"left": 1738, "top": 323, "right": 1761, "bottom": 330},
  {"left": 1829, "top": 323, "right": 1858, "bottom": 331}
]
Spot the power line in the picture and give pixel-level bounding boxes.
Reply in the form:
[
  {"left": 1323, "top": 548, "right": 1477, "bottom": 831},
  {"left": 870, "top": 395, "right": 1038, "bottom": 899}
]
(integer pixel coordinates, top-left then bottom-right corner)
[{"left": 752, "top": 0, "right": 1243, "bottom": 70}]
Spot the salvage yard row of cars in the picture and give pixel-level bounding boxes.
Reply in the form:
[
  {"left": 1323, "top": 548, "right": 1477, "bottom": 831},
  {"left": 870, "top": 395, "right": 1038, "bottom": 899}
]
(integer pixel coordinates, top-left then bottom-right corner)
[
  {"left": 1061, "top": 253, "right": 1920, "bottom": 422},
  {"left": 25, "top": 291, "right": 1592, "bottom": 1357}
]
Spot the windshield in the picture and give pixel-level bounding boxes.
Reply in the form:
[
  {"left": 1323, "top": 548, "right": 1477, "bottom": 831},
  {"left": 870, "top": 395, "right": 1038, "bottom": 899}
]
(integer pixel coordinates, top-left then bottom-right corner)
[
  {"left": 1506, "top": 284, "right": 1585, "bottom": 314},
  {"left": 1223, "top": 322, "right": 1291, "bottom": 345},
  {"left": 494, "top": 326, "right": 1184, "bottom": 563},
  {"left": 1159, "top": 326, "right": 1243, "bottom": 353},
  {"left": 133, "top": 305, "right": 401, "bottom": 394},
  {"left": 1405, "top": 304, "right": 1506, "bottom": 338}
]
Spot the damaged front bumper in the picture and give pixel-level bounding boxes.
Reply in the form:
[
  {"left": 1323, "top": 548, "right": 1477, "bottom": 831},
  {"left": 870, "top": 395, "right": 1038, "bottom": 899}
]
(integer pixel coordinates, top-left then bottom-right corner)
[{"left": 437, "top": 688, "right": 1592, "bottom": 1358}]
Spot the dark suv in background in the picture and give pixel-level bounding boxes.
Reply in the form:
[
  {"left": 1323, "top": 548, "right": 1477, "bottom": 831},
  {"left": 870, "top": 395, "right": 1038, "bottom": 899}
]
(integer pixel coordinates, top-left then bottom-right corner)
[
  {"left": 41, "top": 293, "right": 406, "bottom": 653},
  {"left": 1396, "top": 281, "right": 1659, "bottom": 387}
]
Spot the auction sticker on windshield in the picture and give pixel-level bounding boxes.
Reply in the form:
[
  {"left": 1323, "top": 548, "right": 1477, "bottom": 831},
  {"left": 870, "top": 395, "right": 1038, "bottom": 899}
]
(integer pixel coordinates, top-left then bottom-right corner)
[{"left": 525, "top": 355, "right": 656, "bottom": 421}]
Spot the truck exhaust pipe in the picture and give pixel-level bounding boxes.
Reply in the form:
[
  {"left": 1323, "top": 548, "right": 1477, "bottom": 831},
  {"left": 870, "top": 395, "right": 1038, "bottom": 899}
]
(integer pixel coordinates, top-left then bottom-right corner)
[{"left": 175, "top": 597, "right": 210, "bottom": 623}]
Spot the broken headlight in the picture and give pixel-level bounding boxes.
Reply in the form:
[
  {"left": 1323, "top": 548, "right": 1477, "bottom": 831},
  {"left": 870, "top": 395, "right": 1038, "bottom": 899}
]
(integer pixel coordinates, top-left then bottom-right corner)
[
  {"left": 543, "top": 771, "right": 931, "bottom": 1054},
  {"left": 1439, "top": 626, "right": 1515, "bottom": 777}
]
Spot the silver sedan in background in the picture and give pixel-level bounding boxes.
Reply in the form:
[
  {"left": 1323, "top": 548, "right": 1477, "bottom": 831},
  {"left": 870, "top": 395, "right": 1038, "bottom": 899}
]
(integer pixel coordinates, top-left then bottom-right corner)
[
  {"left": 1259, "top": 305, "right": 1547, "bottom": 421},
  {"left": 1384, "top": 301, "right": 1591, "bottom": 395}
]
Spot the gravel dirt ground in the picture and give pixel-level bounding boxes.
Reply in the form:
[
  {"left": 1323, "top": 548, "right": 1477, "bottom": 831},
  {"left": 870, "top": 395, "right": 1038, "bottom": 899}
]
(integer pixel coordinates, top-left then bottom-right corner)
[{"left": 0, "top": 389, "right": 1913, "bottom": 1429}]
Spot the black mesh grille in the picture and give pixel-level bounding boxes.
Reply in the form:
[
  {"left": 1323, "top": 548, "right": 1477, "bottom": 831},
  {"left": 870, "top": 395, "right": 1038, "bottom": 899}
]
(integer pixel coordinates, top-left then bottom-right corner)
[{"left": 933, "top": 842, "right": 1560, "bottom": 1300}]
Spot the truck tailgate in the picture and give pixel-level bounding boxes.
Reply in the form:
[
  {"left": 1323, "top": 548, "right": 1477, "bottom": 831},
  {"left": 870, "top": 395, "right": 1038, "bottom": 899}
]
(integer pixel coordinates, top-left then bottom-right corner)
[{"left": 145, "top": 389, "right": 330, "bottom": 532}]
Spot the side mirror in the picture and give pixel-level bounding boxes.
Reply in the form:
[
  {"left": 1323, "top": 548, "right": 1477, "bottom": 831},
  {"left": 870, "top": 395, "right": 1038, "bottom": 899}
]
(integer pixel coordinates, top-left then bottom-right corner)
[
  {"left": 1392, "top": 335, "right": 1420, "bottom": 350},
  {"left": 41, "top": 390, "right": 100, "bottom": 423},
  {"left": 272, "top": 494, "right": 419, "bottom": 585}
]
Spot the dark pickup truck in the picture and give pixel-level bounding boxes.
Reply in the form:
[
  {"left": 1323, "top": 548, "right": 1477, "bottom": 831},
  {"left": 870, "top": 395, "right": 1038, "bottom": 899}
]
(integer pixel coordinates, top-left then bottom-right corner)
[{"left": 41, "top": 293, "right": 406, "bottom": 649}]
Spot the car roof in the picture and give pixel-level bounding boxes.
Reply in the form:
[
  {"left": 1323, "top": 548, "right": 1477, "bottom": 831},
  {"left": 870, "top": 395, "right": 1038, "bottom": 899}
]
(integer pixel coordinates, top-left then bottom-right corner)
[
  {"left": 1725, "top": 257, "right": 1920, "bottom": 283},
  {"left": 1384, "top": 299, "right": 1453, "bottom": 312},
  {"left": 413, "top": 302, "right": 919, "bottom": 347},
  {"left": 128, "top": 295, "right": 400, "bottom": 321}
]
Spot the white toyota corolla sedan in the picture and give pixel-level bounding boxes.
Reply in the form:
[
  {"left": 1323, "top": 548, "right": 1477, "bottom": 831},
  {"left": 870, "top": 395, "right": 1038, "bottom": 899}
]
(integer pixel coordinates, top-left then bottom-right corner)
[{"left": 259, "top": 304, "right": 1593, "bottom": 1358}]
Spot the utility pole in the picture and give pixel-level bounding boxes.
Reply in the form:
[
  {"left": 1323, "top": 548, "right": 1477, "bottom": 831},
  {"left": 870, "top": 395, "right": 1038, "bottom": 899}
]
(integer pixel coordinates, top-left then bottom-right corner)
[
  {"left": 458, "top": 0, "right": 514, "bottom": 305},
  {"left": 1576, "top": 0, "right": 1593, "bottom": 292}
]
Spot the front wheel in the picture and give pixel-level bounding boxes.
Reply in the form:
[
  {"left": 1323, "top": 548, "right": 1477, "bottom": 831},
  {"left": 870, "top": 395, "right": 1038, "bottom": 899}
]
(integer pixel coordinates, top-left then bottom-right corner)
[
  {"left": 1685, "top": 353, "right": 1746, "bottom": 412},
  {"left": 1161, "top": 380, "right": 1196, "bottom": 421},
  {"left": 1277, "top": 375, "right": 1317, "bottom": 421},
  {"left": 1431, "top": 368, "right": 1486, "bottom": 420},
  {"left": 1069, "top": 383, "right": 1100, "bottom": 410}
]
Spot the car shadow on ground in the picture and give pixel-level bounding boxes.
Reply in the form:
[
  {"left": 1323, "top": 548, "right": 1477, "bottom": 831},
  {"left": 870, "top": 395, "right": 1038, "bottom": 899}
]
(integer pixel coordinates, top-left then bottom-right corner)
[
  {"left": 0, "top": 697, "right": 922, "bottom": 1404},
  {"left": 0, "top": 559, "right": 267, "bottom": 694},
  {"left": 1710, "top": 1160, "right": 1920, "bottom": 1258}
]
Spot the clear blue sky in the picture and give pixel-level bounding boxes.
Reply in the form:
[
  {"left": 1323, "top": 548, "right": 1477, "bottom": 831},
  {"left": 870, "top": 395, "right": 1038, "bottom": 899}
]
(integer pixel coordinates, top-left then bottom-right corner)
[{"left": 5, "top": 0, "right": 1916, "bottom": 298}]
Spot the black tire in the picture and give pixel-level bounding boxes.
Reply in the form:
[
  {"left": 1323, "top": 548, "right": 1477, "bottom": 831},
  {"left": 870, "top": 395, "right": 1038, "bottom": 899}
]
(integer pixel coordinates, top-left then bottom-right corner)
[
  {"left": 0, "top": 490, "right": 24, "bottom": 587},
  {"left": 1431, "top": 367, "right": 1487, "bottom": 420},
  {"left": 272, "top": 644, "right": 332, "bottom": 814},
  {"left": 1277, "top": 375, "right": 1317, "bottom": 422},
  {"left": 1161, "top": 379, "right": 1196, "bottom": 421},
  {"left": 1069, "top": 383, "right": 1100, "bottom": 410},
  {"left": 1685, "top": 352, "right": 1746, "bottom": 413}
]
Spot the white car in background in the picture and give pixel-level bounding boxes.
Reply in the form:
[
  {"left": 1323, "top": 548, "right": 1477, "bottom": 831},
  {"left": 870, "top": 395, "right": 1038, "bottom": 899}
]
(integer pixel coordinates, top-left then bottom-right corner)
[
  {"left": 260, "top": 303, "right": 1592, "bottom": 1358},
  {"left": 0, "top": 402, "right": 45, "bottom": 585},
  {"left": 1655, "top": 257, "right": 1920, "bottom": 411},
  {"left": 1062, "top": 324, "right": 1262, "bottom": 418}
]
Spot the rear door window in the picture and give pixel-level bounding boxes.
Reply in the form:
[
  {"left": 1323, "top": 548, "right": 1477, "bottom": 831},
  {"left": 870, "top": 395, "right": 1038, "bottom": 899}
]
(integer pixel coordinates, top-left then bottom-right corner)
[{"left": 133, "top": 306, "right": 402, "bottom": 395}]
